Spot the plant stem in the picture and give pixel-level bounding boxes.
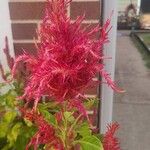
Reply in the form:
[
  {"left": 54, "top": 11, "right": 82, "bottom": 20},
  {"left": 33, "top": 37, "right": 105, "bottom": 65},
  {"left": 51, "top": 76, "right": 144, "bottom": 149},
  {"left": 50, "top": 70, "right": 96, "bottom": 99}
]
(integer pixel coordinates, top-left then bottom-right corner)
[{"left": 68, "top": 114, "right": 82, "bottom": 136}]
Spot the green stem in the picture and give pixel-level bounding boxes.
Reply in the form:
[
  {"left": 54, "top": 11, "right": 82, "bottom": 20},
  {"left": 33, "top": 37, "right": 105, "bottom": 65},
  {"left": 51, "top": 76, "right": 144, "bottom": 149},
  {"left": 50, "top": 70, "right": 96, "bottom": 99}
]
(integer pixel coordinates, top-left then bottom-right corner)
[
  {"left": 63, "top": 101, "right": 69, "bottom": 150},
  {"left": 68, "top": 114, "right": 82, "bottom": 136}
]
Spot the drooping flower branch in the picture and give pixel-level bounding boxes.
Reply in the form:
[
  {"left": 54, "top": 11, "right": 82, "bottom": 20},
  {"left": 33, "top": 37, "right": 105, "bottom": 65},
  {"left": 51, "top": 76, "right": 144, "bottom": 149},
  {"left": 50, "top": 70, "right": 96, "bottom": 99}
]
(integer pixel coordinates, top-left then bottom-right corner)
[
  {"left": 0, "top": 37, "right": 14, "bottom": 81},
  {"left": 103, "top": 123, "right": 120, "bottom": 150},
  {"left": 3, "top": 37, "right": 14, "bottom": 70}
]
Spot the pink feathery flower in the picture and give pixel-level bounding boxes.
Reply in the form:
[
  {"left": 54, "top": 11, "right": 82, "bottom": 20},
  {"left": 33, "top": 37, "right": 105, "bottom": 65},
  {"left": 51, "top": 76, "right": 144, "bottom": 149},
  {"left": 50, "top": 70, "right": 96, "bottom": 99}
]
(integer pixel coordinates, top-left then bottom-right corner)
[
  {"left": 103, "top": 123, "right": 120, "bottom": 150},
  {"left": 22, "top": 110, "right": 63, "bottom": 150},
  {"left": 12, "top": 0, "right": 123, "bottom": 111}
]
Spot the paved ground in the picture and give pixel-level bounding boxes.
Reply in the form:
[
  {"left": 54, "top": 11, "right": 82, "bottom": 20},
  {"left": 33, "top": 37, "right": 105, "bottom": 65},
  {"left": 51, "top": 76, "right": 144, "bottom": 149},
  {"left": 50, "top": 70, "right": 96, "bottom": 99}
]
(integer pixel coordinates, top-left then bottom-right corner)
[{"left": 113, "top": 30, "right": 150, "bottom": 150}]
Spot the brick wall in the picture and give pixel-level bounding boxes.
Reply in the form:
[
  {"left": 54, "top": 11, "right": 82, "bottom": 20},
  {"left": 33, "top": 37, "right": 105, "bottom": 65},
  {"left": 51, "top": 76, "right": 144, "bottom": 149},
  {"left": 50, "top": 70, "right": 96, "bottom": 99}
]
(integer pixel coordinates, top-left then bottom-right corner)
[{"left": 9, "top": 0, "right": 101, "bottom": 105}]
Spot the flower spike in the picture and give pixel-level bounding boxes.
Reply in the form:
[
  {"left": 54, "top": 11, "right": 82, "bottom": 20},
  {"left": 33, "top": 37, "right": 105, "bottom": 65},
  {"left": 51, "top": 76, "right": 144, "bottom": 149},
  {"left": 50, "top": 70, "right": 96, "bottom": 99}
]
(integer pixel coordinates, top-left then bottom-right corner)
[{"left": 12, "top": 0, "right": 123, "bottom": 111}]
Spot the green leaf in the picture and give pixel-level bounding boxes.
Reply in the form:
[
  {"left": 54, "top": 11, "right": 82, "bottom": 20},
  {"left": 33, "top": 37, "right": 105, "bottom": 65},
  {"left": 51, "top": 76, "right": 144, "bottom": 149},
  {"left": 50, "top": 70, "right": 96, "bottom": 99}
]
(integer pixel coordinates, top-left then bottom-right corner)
[
  {"left": 1, "top": 90, "right": 17, "bottom": 108},
  {"left": 14, "top": 126, "right": 36, "bottom": 150},
  {"left": 64, "top": 111, "right": 75, "bottom": 123},
  {"left": 7, "top": 123, "right": 22, "bottom": 148},
  {"left": 84, "top": 98, "right": 99, "bottom": 109},
  {"left": 0, "top": 123, "right": 8, "bottom": 138},
  {"left": 48, "top": 113, "right": 56, "bottom": 125},
  {"left": 11, "top": 123, "right": 22, "bottom": 141},
  {"left": 94, "top": 133, "right": 103, "bottom": 142},
  {"left": 3, "top": 111, "right": 17, "bottom": 123},
  {"left": 1, "top": 145, "right": 10, "bottom": 150},
  {"left": 0, "top": 138, "right": 7, "bottom": 150},
  {"left": 75, "top": 135, "right": 103, "bottom": 150},
  {"left": 38, "top": 101, "right": 59, "bottom": 112},
  {"left": 77, "top": 123, "right": 91, "bottom": 137},
  {"left": 39, "top": 109, "right": 56, "bottom": 125},
  {"left": 5, "top": 96, "right": 15, "bottom": 108},
  {"left": 24, "top": 118, "right": 33, "bottom": 127}
]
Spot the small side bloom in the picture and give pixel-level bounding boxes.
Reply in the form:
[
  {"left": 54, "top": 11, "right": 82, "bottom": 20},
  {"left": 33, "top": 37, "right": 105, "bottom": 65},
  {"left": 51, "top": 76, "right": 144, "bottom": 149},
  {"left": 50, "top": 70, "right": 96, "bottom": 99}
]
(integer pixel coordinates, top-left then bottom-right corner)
[
  {"left": 22, "top": 110, "right": 63, "bottom": 150},
  {"left": 103, "top": 123, "right": 120, "bottom": 150},
  {"left": 0, "top": 37, "right": 14, "bottom": 81},
  {"left": 0, "top": 63, "right": 7, "bottom": 81},
  {"left": 3, "top": 37, "right": 14, "bottom": 70}
]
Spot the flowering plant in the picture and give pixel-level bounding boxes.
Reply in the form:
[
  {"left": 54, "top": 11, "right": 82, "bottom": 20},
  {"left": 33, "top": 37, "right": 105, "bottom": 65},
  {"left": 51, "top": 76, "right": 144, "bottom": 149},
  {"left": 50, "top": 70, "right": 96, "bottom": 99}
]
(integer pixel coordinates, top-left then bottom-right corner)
[
  {"left": 0, "top": 37, "right": 35, "bottom": 150},
  {"left": 0, "top": 0, "right": 122, "bottom": 149}
]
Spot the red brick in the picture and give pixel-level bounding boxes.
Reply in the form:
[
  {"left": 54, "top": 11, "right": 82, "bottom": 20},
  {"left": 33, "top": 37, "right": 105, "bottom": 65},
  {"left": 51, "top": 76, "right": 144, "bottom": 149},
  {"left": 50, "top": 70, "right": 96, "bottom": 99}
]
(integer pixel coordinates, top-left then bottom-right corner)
[
  {"left": 70, "top": 1, "right": 100, "bottom": 20},
  {"left": 14, "top": 43, "right": 37, "bottom": 56},
  {"left": 9, "top": 2, "right": 46, "bottom": 20},
  {"left": 85, "top": 85, "right": 98, "bottom": 95},
  {"left": 12, "top": 23, "right": 37, "bottom": 40}
]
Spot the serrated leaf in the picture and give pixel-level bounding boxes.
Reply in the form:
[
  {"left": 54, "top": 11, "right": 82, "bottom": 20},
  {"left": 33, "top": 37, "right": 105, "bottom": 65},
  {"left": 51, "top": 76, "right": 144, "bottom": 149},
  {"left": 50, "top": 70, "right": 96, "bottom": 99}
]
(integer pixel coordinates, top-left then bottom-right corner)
[
  {"left": 6, "top": 97, "right": 15, "bottom": 108},
  {"left": 11, "top": 123, "right": 22, "bottom": 141},
  {"left": 40, "top": 109, "right": 56, "bottom": 125},
  {"left": 3, "top": 111, "right": 17, "bottom": 123},
  {"left": 38, "top": 101, "right": 59, "bottom": 111},
  {"left": 84, "top": 98, "right": 99, "bottom": 109},
  {"left": 14, "top": 125, "right": 36, "bottom": 150},
  {"left": 24, "top": 118, "right": 33, "bottom": 127},
  {"left": 75, "top": 135, "right": 103, "bottom": 150},
  {"left": 48, "top": 113, "right": 56, "bottom": 125},
  {"left": 64, "top": 112, "right": 75, "bottom": 123},
  {"left": 6, "top": 122, "right": 22, "bottom": 148},
  {"left": 77, "top": 123, "right": 91, "bottom": 137},
  {"left": 0, "top": 123, "right": 8, "bottom": 138},
  {"left": 1, "top": 90, "right": 17, "bottom": 108},
  {"left": 95, "top": 133, "right": 103, "bottom": 142}
]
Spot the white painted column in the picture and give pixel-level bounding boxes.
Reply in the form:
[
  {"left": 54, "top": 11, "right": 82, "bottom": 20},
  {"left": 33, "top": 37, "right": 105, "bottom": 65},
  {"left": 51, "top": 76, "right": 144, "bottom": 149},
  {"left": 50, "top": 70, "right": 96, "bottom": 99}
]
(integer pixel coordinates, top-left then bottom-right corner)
[
  {"left": 0, "top": 0, "right": 14, "bottom": 74},
  {"left": 100, "top": 0, "right": 118, "bottom": 133},
  {"left": 137, "top": 0, "right": 141, "bottom": 15}
]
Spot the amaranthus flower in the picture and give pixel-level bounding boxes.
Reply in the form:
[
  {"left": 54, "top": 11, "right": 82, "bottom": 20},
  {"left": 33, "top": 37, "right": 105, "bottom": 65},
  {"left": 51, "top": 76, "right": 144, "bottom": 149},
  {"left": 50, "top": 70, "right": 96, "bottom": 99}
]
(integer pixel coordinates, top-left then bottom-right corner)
[
  {"left": 12, "top": 0, "right": 123, "bottom": 111},
  {"left": 103, "top": 123, "right": 120, "bottom": 150},
  {"left": 22, "top": 110, "right": 63, "bottom": 150}
]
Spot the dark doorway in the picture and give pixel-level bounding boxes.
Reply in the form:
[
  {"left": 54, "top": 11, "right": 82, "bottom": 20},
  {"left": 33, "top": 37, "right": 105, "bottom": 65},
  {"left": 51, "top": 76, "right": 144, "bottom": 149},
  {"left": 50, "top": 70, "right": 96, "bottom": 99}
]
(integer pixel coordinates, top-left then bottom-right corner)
[{"left": 141, "top": 0, "right": 150, "bottom": 13}]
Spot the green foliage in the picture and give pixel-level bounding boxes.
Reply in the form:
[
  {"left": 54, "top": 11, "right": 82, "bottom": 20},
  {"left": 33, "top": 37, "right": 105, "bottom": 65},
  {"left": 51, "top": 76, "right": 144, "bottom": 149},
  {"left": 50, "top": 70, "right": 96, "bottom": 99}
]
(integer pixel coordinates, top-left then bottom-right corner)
[
  {"left": 0, "top": 79, "right": 103, "bottom": 150},
  {"left": 84, "top": 97, "right": 99, "bottom": 110},
  {"left": 0, "top": 81, "right": 35, "bottom": 150},
  {"left": 64, "top": 111, "right": 75, "bottom": 123},
  {"left": 39, "top": 108, "right": 56, "bottom": 126},
  {"left": 0, "top": 70, "right": 103, "bottom": 150},
  {"left": 76, "top": 123, "right": 91, "bottom": 137},
  {"left": 75, "top": 135, "right": 103, "bottom": 150}
]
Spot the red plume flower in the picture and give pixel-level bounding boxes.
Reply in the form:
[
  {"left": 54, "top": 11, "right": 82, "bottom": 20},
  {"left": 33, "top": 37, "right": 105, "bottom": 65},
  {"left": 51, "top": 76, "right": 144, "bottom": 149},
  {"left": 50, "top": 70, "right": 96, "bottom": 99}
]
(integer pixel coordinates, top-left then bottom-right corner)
[
  {"left": 103, "top": 123, "right": 121, "bottom": 150},
  {"left": 22, "top": 110, "right": 63, "bottom": 150},
  {"left": 12, "top": 0, "right": 123, "bottom": 111}
]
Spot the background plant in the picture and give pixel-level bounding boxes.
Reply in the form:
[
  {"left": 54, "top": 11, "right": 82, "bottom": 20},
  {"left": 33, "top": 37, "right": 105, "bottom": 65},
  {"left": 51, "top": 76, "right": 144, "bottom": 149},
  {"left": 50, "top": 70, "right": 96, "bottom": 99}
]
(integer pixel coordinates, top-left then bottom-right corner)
[{"left": 0, "top": 37, "right": 36, "bottom": 150}]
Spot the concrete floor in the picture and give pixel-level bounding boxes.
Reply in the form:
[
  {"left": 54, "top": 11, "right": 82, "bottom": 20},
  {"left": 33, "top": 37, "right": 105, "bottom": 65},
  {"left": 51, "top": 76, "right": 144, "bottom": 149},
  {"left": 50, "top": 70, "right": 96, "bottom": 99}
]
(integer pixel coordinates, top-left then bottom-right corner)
[{"left": 113, "top": 31, "right": 150, "bottom": 150}]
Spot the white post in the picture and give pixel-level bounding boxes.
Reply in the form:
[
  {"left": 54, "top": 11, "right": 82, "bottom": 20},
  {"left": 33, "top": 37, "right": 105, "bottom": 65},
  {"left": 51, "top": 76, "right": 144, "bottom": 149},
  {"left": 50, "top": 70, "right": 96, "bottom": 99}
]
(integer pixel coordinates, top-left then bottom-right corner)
[
  {"left": 100, "top": 0, "right": 118, "bottom": 133},
  {"left": 0, "top": 0, "right": 14, "bottom": 74},
  {"left": 137, "top": 0, "right": 141, "bottom": 15}
]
